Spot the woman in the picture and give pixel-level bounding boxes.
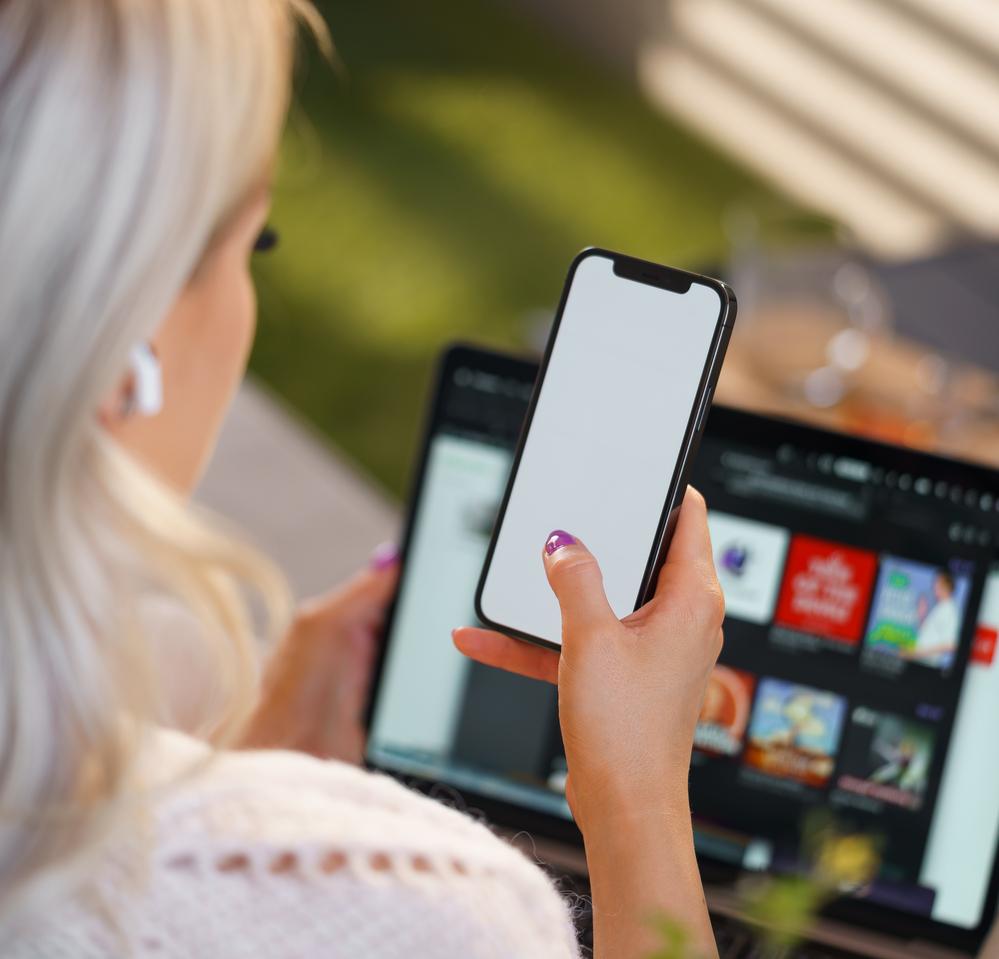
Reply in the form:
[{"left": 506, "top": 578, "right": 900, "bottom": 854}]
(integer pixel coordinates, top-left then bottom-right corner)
[{"left": 0, "top": 1, "right": 725, "bottom": 956}]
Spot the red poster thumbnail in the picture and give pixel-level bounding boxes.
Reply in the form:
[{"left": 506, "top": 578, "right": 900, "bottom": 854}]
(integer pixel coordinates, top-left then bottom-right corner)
[
  {"left": 973, "top": 626, "right": 997, "bottom": 666},
  {"left": 775, "top": 536, "right": 878, "bottom": 645}
]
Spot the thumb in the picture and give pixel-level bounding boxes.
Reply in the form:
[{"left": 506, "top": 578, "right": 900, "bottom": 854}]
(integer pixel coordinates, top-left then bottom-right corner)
[
  {"left": 542, "top": 530, "right": 616, "bottom": 637},
  {"left": 337, "top": 563, "right": 399, "bottom": 610},
  {"left": 300, "top": 546, "right": 400, "bottom": 627}
]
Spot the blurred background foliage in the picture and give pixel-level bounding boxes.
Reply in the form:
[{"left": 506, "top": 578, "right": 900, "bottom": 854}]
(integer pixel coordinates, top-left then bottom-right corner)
[{"left": 250, "top": 0, "right": 787, "bottom": 497}]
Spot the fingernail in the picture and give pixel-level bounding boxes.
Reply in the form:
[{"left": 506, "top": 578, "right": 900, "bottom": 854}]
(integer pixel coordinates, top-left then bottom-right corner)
[
  {"left": 370, "top": 541, "right": 399, "bottom": 571},
  {"left": 544, "top": 530, "right": 577, "bottom": 555}
]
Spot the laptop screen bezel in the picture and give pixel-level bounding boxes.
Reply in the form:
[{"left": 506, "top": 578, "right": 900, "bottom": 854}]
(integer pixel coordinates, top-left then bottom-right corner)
[{"left": 364, "top": 343, "right": 999, "bottom": 954}]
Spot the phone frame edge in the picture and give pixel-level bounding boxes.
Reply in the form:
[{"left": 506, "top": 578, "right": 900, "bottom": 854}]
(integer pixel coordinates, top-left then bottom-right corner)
[
  {"left": 474, "top": 250, "right": 737, "bottom": 652},
  {"left": 635, "top": 280, "right": 737, "bottom": 607}
]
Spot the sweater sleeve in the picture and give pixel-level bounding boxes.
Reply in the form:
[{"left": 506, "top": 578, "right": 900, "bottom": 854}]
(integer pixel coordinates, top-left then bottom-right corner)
[{"left": 133, "top": 743, "right": 582, "bottom": 959}]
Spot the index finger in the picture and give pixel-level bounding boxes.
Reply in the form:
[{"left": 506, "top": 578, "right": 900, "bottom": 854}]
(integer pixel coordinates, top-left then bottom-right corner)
[
  {"left": 452, "top": 627, "right": 559, "bottom": 684},
  {"left": 650, "top": 487, "right": 719, "bottom": 600}
]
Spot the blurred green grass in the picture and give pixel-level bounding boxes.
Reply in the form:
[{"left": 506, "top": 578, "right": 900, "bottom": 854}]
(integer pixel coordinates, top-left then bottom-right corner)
[{"left": 251, "top": 0, "right": 780, "bottom": 498}]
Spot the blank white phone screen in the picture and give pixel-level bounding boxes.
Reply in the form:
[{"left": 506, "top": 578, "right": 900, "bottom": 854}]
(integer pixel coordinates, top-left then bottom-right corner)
[{"left": 479, "top": 253, "right": 724, "bottom": 646}]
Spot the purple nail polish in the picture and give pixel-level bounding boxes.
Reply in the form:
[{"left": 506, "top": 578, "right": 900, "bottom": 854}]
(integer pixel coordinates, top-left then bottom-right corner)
[
  {"left": 370, "top": 541, "right": 399, "bottom": 571},
  {"left": 545, "top": 530, "right": 577, "bottom": 555}
]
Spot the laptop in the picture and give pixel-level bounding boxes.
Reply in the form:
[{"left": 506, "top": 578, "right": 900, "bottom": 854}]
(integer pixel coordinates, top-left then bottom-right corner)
[{"left": 365, "top": 343, "right": 999, "bottom": 958}]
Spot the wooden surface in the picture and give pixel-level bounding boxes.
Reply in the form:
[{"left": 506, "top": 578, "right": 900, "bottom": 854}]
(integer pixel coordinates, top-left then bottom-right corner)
[{"left": 716, "top": 307, "right": 999, "bottom": 469}]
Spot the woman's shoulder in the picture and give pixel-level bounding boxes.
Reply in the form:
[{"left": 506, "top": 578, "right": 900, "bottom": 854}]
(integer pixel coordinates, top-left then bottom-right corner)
[
  {"left": 7, "top": 731, "right": 580, "bottom": 957},
  {"left": 125, "top": 729, "right": 580, "bottom": 958},
  {"left": 148, "top": 729, "right": 511, "bottom": 865}
]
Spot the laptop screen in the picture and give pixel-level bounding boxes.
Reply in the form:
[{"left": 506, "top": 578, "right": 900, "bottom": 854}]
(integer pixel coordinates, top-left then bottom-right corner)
[
  {"left": 690, "top": 421, "right": 999, "bottom": 934},
  {"left": 366, "top": 347, "right": 999, "bottom": 944}
]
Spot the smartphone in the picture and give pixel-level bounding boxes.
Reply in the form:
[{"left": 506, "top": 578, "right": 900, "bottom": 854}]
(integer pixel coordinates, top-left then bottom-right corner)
[{"left": 475, "top": 248, "right": 736, "bottom": 650}]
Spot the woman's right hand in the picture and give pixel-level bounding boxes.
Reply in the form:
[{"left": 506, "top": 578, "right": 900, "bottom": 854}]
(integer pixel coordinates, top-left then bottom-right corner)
[
  {"left": 453, "top": 488, "right": 724, "bottom": 830},
  {"left": 453, "top": 489, "right": 725, "bottom": 958}
]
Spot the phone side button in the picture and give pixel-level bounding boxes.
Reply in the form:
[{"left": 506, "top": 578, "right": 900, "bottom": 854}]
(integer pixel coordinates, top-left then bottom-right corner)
[{"left": 695, "top": 387, "right": 714, "bottom": 433}]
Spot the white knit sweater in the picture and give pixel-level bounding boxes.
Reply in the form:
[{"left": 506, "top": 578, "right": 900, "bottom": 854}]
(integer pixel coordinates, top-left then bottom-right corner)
[{"left": 6, "top": 730, "right": 581, "bottom": 958}]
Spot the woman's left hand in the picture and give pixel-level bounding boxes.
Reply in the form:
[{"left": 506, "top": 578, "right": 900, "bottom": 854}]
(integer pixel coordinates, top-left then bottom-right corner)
[{"left": 240, "top": 545, "right": 399, "bottom": 763}]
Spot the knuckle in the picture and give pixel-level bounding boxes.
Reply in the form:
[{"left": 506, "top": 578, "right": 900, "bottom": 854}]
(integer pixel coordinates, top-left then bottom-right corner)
[
  {"left": 691, "top": 574, "right": 725, "bottom": 632},
  {"left": 707, "top": 583, "right": 726, "bottom": 629},
  {"left": 549, "top": 551, "right": 598, "bottom": 585},
  {"left": 698, "top": 557, "right": 725, "bottom": 617},
  {"left": 565, "top": 612, "right": 614, "bottom": 646}
]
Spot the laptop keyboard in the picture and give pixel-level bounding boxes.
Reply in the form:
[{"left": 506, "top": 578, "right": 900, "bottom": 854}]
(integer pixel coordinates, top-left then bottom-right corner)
[
  {"left": 549, "top": 868, "right": 868, "bottom": 959},
  {"left": 711, "top": 912, "right": 870, "bottom": 959}
]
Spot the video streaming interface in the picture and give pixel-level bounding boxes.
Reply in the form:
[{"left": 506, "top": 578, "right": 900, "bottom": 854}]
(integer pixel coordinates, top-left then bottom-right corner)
[
  {"left": 367, "top": 361, "right": 999, "bottom": 933},
  {"left": 693, "top": 438, "right": 998, "bottom": 930}
]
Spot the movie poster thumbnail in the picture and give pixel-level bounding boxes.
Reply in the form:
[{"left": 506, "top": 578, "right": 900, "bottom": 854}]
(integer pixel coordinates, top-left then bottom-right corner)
[
  {"left": 836, "top": 707, "right": 936, "bottom": 812},
  {"left": 774, "top": 536, "right": 879, "bottom": 646},
  {"left": 694, "top": 665, "right": 756, "bottom": 757},
  {"left": 743, "top": 677, "right": 848, "bottom": 788},
  {"left": 972, "top": 568, "right": 999, "bottom": 667},
  {"left": 708, "top": 512, "right": 790, "bottom": 625},
  {"left": 863, "top": 557, "right": 971, "bottom": 673}
]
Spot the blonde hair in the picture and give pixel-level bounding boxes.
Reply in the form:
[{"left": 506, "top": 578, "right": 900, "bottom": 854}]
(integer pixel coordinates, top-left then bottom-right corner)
[{"left": 0, "top": 0, "right": 324, "bottom": 926}]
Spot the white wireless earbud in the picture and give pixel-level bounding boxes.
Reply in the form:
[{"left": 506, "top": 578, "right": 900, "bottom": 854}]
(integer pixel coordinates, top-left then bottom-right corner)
[{"left": 127, "top": 342, "right": 163, "bottom": 417}]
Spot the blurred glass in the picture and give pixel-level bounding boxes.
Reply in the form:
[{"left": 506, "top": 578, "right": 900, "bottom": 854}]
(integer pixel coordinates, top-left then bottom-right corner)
[{"left": 716, "top": 201, "right": 996, "bottom": 457}]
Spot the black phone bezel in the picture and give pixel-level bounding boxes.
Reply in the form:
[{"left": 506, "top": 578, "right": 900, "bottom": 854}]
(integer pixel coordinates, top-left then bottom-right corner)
[
  {"left": 472, "top": 247, "right": 736, "bottom": 650},
  {"left": 364, "top": 342, "right": 999, "bottom": 955}
]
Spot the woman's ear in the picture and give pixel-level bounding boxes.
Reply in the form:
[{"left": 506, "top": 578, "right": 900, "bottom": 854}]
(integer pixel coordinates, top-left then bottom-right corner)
[
  {"left": 97, "top": 343, "right": 162, "bottom": 427},
  {"left": 126, "top": 343, "right": 163, "bottom": 417}
]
